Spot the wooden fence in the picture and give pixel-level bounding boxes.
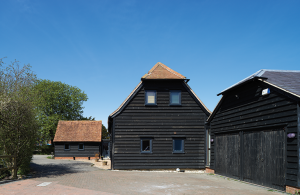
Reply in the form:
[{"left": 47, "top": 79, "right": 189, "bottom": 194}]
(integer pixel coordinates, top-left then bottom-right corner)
[{"left": 0, "top": 155, "right": 17, "bottom": 179}]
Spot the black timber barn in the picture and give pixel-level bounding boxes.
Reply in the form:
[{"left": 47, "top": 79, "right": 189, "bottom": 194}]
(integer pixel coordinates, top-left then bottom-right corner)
[
  {"left": 53, "top": 120, "right": 102, "bottom": 160},
  {"left": 108, "top": 62, "right": 211, "bottom": 170},
  {"left": 206, "top": 70, "right": 300, "bottom": 192}
]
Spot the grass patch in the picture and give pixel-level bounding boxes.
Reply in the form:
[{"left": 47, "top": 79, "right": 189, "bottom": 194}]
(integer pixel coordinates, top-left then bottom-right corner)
[{"left": 46, "top": 156, "right": 52, "bottom": 159}]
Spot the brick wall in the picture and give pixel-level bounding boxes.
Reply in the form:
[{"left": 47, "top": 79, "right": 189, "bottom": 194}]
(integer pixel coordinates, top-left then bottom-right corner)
[
  {"left": 286, "top": 185, "right": 300, "bottom": 194},
  {"left": 55, "top": 157, "right": 98, "bottom": 160},
  {"left": 205, "top": 168, "right": 215, "bottom": 174},
  {"left": 55, "top": 157, "right": 73, "bottom": 160}
]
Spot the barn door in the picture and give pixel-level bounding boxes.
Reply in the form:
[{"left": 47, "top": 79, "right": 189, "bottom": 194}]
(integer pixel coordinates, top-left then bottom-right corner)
[
  {"left": 243, "top": 129, "right": 285, "bottom": 190},
  {"left": 215, "top": 132, "right": 240, "bottom": 179}
]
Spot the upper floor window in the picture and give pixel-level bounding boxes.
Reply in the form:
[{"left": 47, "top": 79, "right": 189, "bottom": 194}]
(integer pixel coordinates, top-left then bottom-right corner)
[
  {"left": 145, "top": 90, "right": 157, "bottom": 105},
  {"left": 170, "top": 90, "right": 181, "bottom": 105}
]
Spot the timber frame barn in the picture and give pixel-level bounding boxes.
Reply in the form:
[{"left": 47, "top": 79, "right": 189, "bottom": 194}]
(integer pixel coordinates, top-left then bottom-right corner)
[
  {"left": 206, "top": 70, "right": 300, "bottom": 192},
  {"left": 108, "top": 62, "right": 211, "bottom": 170},
  {"left": 53, "top": 120, "right": 102, "bottom": 160}
]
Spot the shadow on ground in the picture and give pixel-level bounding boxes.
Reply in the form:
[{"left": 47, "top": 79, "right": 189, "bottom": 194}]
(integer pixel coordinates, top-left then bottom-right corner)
[
  {"left": 0, "top": 179, "right": 18, "bottom": 186},
  {"left": 30, "top": 156, "right": 98, "bottom": 178}
]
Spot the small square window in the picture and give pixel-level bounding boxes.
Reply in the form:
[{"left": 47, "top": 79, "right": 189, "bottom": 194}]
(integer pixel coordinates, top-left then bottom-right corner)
[
  {"left": 145, "top": 90, "right": 157, "bottom": 105},
  {"left": 170, "top": 90, "right": 181, "bottom": 105},
  {"left": 64, "top": 144, "right": 70, "bottom": 150},
  {"left": 141, "top": 138, "right": 152, "bottom": 153},
  {"left": 173, "top": 139, "right": 184, "bottom": 153},
  {"left": 78, "top": 143, "right": 84, "bottom": 150}
]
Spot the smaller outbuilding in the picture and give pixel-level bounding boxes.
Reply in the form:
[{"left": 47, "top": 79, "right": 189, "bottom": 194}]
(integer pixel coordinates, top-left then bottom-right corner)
[{"left": 53, "top": 120, "right": 102, "bottom": 160}]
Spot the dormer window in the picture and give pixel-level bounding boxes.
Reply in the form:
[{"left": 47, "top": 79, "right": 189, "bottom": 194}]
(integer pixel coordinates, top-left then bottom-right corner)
[
  {"left": 145, "top": 90, "right": 157, "bottom": 105},
  {"left": 170, "top": 90, "right": 181, "bottom": 105}
]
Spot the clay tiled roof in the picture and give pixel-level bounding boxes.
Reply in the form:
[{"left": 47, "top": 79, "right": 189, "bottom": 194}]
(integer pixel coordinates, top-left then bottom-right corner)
[
  {"left": 53, "top": 121, "right": 102, "bottom": 142},
  {"left": 142, "top": 62, "right": 186, "bottom": 79}
]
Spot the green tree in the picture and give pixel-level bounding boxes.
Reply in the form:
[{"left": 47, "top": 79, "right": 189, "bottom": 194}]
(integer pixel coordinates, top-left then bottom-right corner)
[
  {"left": 102, "top": 125, "right": 110, "bottom": 140},
  {"left": 0, "top": 58, "right": 39, "bottom": 175},
  {"left": 80, "top": 116, "right": 95, "bottom": 120},
  {"left": 35, "top": 80, "right": 88, "bottom": 142}
]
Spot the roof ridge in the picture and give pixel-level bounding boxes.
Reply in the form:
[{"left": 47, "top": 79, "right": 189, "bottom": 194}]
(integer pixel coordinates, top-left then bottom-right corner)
[
  {"left": 261, "top": 69, "right": 300, "bottom": 72},
  {"left": 220, "top": 69, "right": 266, "bottom": 94},
  {"left": 143, "top": 62, "right": 186, "bottom": 79},
  {"left": 147, "top": 63, "right": 160, "bottom": 77},
  {"left": 160, "top": 63, "right": 185, "bottom": 79}
]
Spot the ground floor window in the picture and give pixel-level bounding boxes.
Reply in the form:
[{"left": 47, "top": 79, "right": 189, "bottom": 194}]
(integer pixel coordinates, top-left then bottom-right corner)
[
  {"left": 78, "top": 143, "right": 84, "bottom": 150},
  {"left": 173, "top": 138, "right": 184, "bottom": 153},
  {"left": 141, "top": 138, "right": 152, "bottom": 153},
  {"left": 64, "top": 143, "right": 70, "bottom": 150}
]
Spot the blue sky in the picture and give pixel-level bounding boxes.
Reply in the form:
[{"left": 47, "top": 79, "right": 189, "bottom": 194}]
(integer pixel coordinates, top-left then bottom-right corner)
[{"left": 1, "top": 0, "right": 299, "bottom": 127}]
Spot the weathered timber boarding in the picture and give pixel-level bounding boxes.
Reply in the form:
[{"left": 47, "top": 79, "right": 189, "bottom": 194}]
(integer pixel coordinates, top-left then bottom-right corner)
[
  {"left": 207, "top": 69, "right": 300, "bottom": 191},
  {"left": 54, "top": 142, "right": 101, "bottom": 157},
  {"left": 53, "top": 121, "right": 102, "bottom": 158},
  {"left": 108, "top": 62, "right": 210, "bottom": 170}
]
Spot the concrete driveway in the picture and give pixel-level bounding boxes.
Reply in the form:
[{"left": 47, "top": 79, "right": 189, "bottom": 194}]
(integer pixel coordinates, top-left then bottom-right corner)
[{"left": 0, "top": 155, "right": 283, "bottom": 195}]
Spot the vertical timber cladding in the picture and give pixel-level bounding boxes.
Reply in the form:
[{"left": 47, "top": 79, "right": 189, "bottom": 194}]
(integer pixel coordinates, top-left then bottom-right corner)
[
  {"left": 113, "top": 80, "right": 208, "bottom": 170},
  {"left": 243, "top": 129, "right": 285, "bottom": 190},
  {"left": 210, "top": 80, "right": 298, "bottom": 190},
  {"left": 215, "top": 129, "right": 285, "bottom": 190},
  {"left": 215, "top": 132, "right": 240, "bottom": 179}
]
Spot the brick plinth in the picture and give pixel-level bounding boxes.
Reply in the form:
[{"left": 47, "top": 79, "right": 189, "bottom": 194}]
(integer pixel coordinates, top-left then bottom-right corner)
[
  {"left": 55, "top": 157, "right": 97, "bottom": 160},
  {"left": 55, "top": 157, "right": 73, "bottom": 160},
  {"left": 205, "top": 167, "right": 215, "bottom": 174},
  {"left": 75, "top": 157, "right": 89, "bottom": 160},
  {"left": 286, "top": 185, "right": 300, "bottom": 194}
]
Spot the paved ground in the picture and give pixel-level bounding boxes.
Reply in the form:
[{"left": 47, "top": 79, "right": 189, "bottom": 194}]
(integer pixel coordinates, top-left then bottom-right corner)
[{"left": 0, "top": 155, "right": 283, "bottom": 195}]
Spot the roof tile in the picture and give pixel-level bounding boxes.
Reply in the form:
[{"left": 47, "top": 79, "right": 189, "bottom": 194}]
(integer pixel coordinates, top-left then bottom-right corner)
[
  {"left": 53, "top": 121, "right": 102, "bottom": 142},
  {"left": 142, "top": 62, "right": 186, "bottom": 79}
]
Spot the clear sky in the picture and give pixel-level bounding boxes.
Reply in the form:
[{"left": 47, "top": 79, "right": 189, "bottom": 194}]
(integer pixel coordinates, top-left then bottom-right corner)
[{"left": 1, "top": 0, "right": 299, "bottom": 127}]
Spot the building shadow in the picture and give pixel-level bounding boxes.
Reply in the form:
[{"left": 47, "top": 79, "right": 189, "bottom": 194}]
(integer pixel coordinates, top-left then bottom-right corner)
[{"left": 30, "top": 161, "right": 95, "bottom": 178}]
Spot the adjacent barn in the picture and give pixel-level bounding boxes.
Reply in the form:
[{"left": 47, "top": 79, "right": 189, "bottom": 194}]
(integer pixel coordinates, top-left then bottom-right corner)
[
  {"left": 53, "top": 120, "right": 102, "bottom": 160},
  {"left": 206, "top": 70, "right": 300, "bottom": 192},
  {"left": 108, "top": 62, "right": 211, "bottom": 170}
]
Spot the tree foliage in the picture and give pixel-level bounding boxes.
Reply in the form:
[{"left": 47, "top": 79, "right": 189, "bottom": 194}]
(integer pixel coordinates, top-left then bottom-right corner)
[
  {"left": 102, "top": 125, "right": 110, "bottom": 140},
  {"left": 35, "top": 80, "right": 88, "bottom": 141},
  {"left": 0, "top": 58, "right": 38, "bottom": 175}
]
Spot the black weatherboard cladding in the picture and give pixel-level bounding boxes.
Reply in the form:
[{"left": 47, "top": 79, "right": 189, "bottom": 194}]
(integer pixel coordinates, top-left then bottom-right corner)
[
  {"left": 112, "top": 80, "right": 209, "bottom": 170},
  {"left": 54, "top": 142, "right": 101, "bottom": 157},
  {"left": 209, "top": 80, "right": 299, "bottom": 189}
]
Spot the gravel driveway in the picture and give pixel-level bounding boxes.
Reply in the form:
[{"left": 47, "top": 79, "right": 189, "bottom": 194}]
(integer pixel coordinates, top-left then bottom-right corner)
[{"left": 0, "top": 155, "right": 284, "bottom": 195}]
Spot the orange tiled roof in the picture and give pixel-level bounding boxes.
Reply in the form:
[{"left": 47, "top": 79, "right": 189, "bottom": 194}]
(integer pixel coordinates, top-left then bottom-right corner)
[
  {"left": 142, "top": 62, "right": 186, "bottom": 79},
  {"left": 53, "top": 121, "right": 102, "bottom": 142}
]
